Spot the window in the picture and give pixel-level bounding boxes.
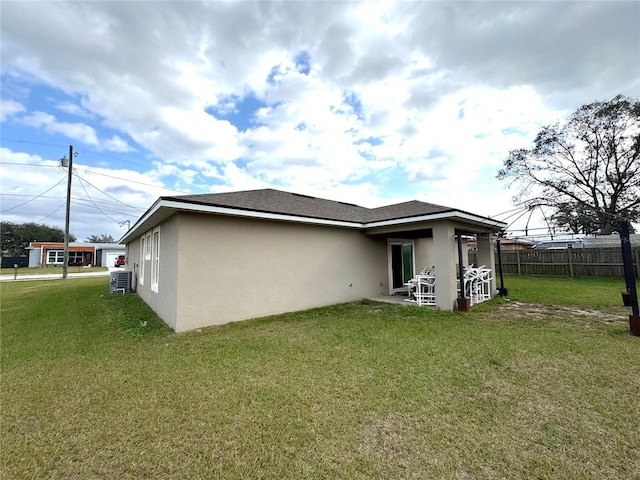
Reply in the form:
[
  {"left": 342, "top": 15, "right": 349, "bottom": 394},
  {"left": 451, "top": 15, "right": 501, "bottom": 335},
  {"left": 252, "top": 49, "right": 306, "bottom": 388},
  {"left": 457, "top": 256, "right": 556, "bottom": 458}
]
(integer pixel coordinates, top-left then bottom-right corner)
[
  {"left": 151, "top": 227, "right": 160, "bottom": 292},
  {"left": 69, "top": 251, "right": 83, "bottom": 265},
  {"left": 145, "top": 233, "right": 152, "bottom": 259},
  {"left": 47, "top": 250, "right": 64, "bottom": 264},
  {"left": 139, "top": 236, "right": 145, "bottom": 285},
  {"left": 46, "top": 250, "right": 83, "bottom": 265}
]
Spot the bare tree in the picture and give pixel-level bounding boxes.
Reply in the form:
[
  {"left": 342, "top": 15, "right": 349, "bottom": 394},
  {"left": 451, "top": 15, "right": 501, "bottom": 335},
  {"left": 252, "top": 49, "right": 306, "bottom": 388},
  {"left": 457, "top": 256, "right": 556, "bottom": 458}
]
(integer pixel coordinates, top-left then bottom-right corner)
[{"left": 497, "top": 95, "right": 640, "bottom": 234}]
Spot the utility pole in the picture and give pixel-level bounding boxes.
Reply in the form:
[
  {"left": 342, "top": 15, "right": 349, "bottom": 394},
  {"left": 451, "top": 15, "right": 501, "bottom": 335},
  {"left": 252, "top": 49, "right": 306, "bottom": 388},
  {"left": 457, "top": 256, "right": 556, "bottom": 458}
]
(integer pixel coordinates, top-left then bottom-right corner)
[{"left": 62, "top": 145, "right": 73, "bottom": 279}]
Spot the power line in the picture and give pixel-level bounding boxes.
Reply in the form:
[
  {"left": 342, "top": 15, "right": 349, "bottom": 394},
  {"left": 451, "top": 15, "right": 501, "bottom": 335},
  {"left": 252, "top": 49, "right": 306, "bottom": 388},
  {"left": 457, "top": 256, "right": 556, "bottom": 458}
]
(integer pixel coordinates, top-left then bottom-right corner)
[
  {"left": 1, "top": 193, "right": 141, "bottom": 215},
  {"left": 69, "top": 198, "right": 138, "bottom": 217},
  {"left": 36, "top": 202, "right": 66, "bottom": 223},
  {"left": 2, "top": 136, "right": 158, "bottom": 171},
  {"left": 79, "top": 147, "right": 152, "bottom": 170},
  {"left": 0, "top": 162, "right": 63, "bottom": 168},
  {"left": 0, "top": 194, "right": 66, "bottom": 200},
  {"left": 73, "top": 171, "right": 145, "bottom": 211},
  {"left": 0, "top": 137, "right": 68, "bottom": 148},
  {"left": 0, "top": 174, "right": 69, "bottom": 213},
  {"left": 75, "top": 175, "right": 123, "bottom": 225},
  {"left": 76, "top": 166, "right": 191, "bottom": 195}
]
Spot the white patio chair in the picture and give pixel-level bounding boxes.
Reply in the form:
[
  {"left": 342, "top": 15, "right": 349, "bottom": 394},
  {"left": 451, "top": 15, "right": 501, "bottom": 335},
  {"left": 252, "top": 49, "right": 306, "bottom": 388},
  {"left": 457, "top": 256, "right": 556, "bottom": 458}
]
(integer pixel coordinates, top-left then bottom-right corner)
[{"left": 405, "top": 266, "right": 436, "bottom": 306}]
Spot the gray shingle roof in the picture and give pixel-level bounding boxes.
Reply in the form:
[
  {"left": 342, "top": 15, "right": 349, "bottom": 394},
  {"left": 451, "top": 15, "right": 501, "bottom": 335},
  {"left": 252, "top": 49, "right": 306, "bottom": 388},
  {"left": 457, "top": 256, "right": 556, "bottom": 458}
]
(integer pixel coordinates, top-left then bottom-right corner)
[{"left": 163, "top": 188, "right": 455, "bottom": 223}]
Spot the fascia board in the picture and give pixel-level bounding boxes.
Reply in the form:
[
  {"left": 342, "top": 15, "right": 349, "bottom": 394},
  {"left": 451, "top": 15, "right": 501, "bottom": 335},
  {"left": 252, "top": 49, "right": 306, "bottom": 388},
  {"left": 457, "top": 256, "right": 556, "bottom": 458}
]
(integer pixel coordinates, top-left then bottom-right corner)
[
  {"left": 162, "top": 200, "right": 364, "bottom": 227},
  {"left": 118, "top": 198, "right": 164, "bottom": 244},
  {"left": 365, "top": 211, "right": 507, "bottom": 230},
  {"left": 120, "top": 201, "right": 507, "bottom": 244},
  {"left": 120, "top": 199, "right": 364, "bottom": 243}
]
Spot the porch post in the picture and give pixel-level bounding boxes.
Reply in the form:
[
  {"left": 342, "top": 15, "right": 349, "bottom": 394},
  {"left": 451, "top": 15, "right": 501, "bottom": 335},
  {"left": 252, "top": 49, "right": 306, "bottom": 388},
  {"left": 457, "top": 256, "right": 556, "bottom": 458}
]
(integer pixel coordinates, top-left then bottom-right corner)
[
  {"left": 476, "top": 232, "right": 497, "bottom": 296},
  {"left": 432, "top": 222, "right": 457, "bottom": 310}
]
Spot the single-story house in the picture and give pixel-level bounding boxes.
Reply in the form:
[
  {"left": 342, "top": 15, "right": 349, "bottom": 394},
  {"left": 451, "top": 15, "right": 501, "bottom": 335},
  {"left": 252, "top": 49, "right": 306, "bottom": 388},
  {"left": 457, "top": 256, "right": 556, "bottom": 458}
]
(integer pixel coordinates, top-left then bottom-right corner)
[
  {"left": 27, "top": 242, "right": 125, "bottom": 267},
  {"left": 120, "top": 189, "right": 507, "bottom": 332},
  {"left": 93, "top": 244, "right": 128, "bottom": 267},
  {"left": 498, "top": 238, "right": 535, "bottom": 251}
]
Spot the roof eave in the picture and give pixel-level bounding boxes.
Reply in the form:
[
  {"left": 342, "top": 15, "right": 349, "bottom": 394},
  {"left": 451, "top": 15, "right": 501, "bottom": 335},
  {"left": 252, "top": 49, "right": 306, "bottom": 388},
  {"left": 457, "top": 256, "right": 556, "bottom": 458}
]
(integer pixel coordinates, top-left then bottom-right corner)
[
  {"left": 119, "top": 199, "right": 365, "bottom": 243},
  {"left": 364, "top": 211, "right": 507, "bottom": 231},
  {"left": 120, "top": 201, "right": 507, "bottom": 244}
]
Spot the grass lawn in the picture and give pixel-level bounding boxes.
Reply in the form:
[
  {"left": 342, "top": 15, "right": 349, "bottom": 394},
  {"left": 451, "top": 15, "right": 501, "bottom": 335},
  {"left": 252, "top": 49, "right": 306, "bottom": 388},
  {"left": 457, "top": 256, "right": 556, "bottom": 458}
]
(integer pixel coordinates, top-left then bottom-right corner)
[
  {"left": 1, "top": 276, "right": 639, "bottom": 479},
  {"left": 0, "top": 266, "right": 108, "bottom": 276}
]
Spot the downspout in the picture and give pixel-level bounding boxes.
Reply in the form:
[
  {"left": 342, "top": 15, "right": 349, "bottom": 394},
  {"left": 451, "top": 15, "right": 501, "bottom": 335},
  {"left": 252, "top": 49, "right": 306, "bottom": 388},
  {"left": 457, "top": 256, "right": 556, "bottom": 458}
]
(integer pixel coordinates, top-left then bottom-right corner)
[
  {"left": 456, "top": 231, "right": 465, "bottom": 300},
  {"left": 496, "top": 238, "right": 507, "bottom": 296}
]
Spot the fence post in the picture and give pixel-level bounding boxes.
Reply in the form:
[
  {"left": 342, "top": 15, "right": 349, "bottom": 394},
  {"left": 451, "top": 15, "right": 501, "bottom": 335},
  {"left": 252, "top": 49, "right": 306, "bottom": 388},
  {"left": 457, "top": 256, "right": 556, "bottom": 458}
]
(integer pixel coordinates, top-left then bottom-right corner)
[
  {"left": 567, "top": 245, "right": 574, "bottom": 277},
  {"left": 516, "top": 249, "right": 521, "bottom": 275},
  {"left": 635, "top": 247, "right": 640, "bottom": 279}
]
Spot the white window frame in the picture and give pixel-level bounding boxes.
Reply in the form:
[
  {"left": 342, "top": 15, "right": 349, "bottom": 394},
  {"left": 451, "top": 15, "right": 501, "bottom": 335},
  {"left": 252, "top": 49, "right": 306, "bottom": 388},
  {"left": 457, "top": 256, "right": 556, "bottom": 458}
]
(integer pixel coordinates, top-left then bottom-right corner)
[
  {"left": 145, "top": 232, "right": 152, "bottom": 260},
  {"left": 47, "top": 250, "right": 64, "bottom": 264},
  {"left": 69, "top": 251, "right": 83, "bottom": 264},
  {"left": 139, "top": 235, "right": 145, "bottom": 285},
  {"left": 151, "top": 227, "right": 160, "bottom": 292}
]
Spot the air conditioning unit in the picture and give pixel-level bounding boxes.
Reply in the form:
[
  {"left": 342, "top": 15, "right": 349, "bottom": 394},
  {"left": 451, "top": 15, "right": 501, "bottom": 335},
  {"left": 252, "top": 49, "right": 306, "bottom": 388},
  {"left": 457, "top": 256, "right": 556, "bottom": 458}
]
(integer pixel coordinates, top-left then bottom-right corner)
[{"left": 110, "top": 270, "right": 132, "bottom": 294}]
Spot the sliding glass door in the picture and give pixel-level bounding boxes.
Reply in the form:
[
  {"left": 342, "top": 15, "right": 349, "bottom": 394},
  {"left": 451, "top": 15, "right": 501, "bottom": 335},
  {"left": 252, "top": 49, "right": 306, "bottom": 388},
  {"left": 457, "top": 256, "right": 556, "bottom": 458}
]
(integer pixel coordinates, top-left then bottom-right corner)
[{"left": 388, "top": 241, "right": 414, "bottom": 293}]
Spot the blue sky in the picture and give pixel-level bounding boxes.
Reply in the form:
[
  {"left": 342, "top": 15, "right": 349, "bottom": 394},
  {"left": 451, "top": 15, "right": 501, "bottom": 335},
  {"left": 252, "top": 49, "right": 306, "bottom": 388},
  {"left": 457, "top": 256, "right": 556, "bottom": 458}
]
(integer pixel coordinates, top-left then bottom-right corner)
[{"left": 1, "top": 1, "right": 638, "bottom": 242}]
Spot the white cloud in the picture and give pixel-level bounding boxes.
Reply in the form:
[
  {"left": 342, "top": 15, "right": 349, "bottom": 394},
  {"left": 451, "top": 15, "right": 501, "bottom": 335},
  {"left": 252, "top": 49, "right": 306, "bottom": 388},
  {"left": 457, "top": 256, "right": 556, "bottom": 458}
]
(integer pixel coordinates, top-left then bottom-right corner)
[
  {"left": 0, "top": 147, "right": 174, "bottom": 241},
  {"left": 54, "top": 102, "right": 95, "bottom": 119},
  {"left": 0, "top": 99, "right": 25, "bottom": 121},
  {"left": 17, "top": 111, "right": 99, "bottom": 145},
  {"left": 1, "top": 1, "right": 637, "bottom": 237},
  {"left": 102, "top": 135, "right": 135, "bottom": 153}
]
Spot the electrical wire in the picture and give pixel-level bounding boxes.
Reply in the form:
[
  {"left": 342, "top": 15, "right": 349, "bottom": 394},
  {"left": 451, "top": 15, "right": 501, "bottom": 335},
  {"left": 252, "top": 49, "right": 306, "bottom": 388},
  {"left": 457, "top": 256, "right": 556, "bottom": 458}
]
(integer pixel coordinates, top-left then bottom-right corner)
[
  {"left": 75, "top": 175, "right": 123, "bottom": 224},
  {"left": 0, "top": 174, "right": 68, "bottom": 213},
  {"left": 36, "top": 202, "right": 66, "bottom": 223},
  {"left": 75, "top": 166, "right": 191, "bottom": 195},
  {"left": 78, "top": 147, "right": 153, "bottom": 170},
  {"left": 0, "top": 162, "right": 63, "bottom": 168},
  {"left": 0, "top": 194, "right": 66, "bottom": 200},
  {"left": 69, "top": 198, "right": 137, "bottom": 217},
  {"left": 0, "top": 137, "right": 68, "bottom": 148},
  {"left": 72, "top": 170, "right": 145, "bottom": 211},
  {"left": 2, "top": 138, "right": 191, "bottom": 195}
]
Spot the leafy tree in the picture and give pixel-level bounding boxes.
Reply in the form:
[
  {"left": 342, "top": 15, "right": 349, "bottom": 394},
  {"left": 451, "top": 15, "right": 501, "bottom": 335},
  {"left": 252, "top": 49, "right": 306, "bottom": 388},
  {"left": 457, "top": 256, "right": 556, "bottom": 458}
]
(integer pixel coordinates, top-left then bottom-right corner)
[
  {"left": 85, "top": 233, "right": 116, "bottom": 243},
  {"left": 0, "top": 222, "right": 76, "bottom": 256},
  {"left": 497, "top": 95, "right": 640, "bottom": 234},
  {"left": 549, "top": 203, "right": 601, "bottom": 235}
]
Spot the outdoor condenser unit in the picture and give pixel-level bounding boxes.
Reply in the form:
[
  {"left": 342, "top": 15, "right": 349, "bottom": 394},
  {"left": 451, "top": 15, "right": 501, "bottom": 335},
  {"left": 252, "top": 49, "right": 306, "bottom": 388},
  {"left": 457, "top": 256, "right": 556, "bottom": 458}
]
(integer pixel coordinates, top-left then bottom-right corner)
[{"left": 110, "top": 270, "right": 132, "bottom": 294}]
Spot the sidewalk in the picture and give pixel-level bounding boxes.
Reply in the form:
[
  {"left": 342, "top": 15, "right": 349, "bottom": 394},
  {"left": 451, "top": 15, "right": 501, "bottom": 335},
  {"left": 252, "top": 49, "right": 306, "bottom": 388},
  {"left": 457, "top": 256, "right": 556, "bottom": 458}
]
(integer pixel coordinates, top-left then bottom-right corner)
[{"left": 0, "top": 268, "right": 115, "bottom": 282}]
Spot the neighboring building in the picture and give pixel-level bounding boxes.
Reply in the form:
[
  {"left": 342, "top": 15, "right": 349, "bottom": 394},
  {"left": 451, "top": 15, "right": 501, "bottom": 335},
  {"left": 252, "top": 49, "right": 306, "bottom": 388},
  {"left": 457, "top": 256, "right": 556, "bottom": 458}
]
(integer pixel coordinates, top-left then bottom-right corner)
[
  {"left": 498, "top": 238, "right": 535, "bottom": 251},
  {"left": 94, "top": 244, "right": 128, "bottom": 267},
  {"left": 583, "top": 234, "right": 640, "bottom": 248},
  {"left": 26, "top": 242, "right": 125, "bottom": 267},
  {"left": 532, "top": 238, "right": 584, "bottom": 250},
  {"left": 120, "top": 189, "right": 506, "bottom": 332}
]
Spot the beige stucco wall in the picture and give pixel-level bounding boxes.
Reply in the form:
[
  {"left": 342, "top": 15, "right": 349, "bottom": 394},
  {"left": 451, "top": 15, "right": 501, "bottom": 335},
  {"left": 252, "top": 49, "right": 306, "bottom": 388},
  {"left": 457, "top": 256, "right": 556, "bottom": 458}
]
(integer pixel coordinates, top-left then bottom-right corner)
[
  {"left": 172, "top": 213, "right": 388, "bottom": 332},
  {"left": 414, "top": 237, "right": 434, "bottom": 272},
  {"left": 128, "top": 215, "right": 180, "bottom": 330},
  {"left": 126, "top": 211, "right": 498, "bottom": 331}
]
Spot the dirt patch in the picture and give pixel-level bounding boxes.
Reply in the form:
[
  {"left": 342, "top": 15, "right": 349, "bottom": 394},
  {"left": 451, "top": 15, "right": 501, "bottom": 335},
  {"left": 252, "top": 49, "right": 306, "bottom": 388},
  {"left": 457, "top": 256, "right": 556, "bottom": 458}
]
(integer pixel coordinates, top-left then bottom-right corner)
[{"left": 496, "top": 301, "right": 627, "bottom": 324}]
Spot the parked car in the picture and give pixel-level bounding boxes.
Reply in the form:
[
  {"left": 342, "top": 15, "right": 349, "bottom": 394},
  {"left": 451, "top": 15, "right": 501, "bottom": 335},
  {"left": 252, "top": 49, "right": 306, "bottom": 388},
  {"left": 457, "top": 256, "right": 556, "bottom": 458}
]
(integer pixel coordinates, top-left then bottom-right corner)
[{"left": 115, "top": 255, "right": 126, "bottom": 267}]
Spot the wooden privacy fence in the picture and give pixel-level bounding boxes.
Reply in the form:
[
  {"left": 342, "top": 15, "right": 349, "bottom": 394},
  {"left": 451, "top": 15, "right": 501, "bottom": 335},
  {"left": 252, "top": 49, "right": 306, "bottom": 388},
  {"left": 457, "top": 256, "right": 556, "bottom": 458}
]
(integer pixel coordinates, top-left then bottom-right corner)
[{"left": 470, "top": 247, "right": 640, "bottom": 278}]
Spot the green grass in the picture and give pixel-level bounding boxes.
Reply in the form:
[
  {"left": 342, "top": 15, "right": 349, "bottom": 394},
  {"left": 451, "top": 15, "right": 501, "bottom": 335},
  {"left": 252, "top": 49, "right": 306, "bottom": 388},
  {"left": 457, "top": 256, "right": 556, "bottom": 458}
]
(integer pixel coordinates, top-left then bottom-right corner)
[
  {"left": 0, "top": 266, "right": 108, "bottom": 275},
  {"left": 504, "top": 275, "right": 629, "bottom": 309},
  {"left": 2, "top": 277, "right": 639, "bottom": 479}
]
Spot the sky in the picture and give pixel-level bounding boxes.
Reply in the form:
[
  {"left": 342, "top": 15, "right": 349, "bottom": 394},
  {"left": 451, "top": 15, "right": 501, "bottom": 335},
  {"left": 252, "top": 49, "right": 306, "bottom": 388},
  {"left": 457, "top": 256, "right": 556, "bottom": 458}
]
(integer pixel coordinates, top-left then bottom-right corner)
[{"left": 1, "top": 1, "right": 639, "bottom": 243}]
